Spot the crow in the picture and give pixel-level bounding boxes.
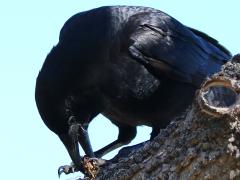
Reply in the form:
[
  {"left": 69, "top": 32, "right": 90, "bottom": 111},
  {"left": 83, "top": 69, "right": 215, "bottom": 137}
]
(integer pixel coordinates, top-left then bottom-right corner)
[{"left": 35, "top": 6, "right": 231, "bottom": 176}]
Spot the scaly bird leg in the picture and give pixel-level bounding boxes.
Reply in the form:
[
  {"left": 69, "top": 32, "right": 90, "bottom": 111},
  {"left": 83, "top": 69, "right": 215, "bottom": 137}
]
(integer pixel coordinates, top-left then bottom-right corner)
[
  {"left": 78, "top": 124, "right": 95, "bottom": 157},
  {"left": 94, "top": 125, "right": 136, "bottom": 158}
]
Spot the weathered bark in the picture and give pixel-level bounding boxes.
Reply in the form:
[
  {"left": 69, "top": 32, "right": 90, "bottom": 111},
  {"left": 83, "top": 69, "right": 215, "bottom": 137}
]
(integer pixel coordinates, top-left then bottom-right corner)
[{"left": 91, "top": 55, "right": 240, "bottom": 180}]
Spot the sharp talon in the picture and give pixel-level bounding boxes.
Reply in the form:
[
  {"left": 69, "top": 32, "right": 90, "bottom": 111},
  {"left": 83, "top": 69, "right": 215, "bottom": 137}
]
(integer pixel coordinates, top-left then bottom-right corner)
[{"left": 58, "top": 165, "right": 75, "bottom": 178}]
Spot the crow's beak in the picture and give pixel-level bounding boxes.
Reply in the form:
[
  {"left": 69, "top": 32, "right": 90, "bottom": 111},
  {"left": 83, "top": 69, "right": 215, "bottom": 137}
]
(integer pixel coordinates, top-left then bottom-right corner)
[{"left": 58, "top": 124, "right": 84, "bottom": 176}]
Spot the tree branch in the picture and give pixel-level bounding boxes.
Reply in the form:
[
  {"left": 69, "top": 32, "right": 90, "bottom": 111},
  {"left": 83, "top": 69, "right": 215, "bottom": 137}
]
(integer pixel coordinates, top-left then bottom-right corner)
[{"left": 94, "top": 54, "right": 240, "bottom": 180}]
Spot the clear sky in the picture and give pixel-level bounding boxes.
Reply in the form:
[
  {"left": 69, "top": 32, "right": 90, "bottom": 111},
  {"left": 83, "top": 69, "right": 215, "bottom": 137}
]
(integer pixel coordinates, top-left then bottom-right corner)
[{"left": 0, "top": 0, "right": 239, "bottom": 179}]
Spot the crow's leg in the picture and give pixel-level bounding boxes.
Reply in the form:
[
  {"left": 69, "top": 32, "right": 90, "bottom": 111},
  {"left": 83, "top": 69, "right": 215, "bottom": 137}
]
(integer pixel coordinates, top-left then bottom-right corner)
[
  {"left": 75, "top": 118, "right": 106, "bottom": 178},
  {"left": 94, "top": 125, "right": 137, "bottom": 158},
  {"left": 114, "top": 127, "right": 160, "bottom": 159},
  {"left": 58, "top": 123, "right": 84, "bottom": 177},
  {"left": 78, "top": 123, "right": 95, "bottom": 157}
]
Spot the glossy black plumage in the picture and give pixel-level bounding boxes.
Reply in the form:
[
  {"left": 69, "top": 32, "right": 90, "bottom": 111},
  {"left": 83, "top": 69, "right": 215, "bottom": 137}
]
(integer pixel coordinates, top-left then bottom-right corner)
[{"left": 35, "top": 6, "right": 231, "bottom": 173}]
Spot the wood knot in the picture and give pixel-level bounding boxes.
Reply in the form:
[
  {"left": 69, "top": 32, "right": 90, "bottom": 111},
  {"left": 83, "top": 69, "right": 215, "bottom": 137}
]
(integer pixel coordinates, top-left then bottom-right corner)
[{"left": 198, "top": 78, "right": 240, "bottom": 117}]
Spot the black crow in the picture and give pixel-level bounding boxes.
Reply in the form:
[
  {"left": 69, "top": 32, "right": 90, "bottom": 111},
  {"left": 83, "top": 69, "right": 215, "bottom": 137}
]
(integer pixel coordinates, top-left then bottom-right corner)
[{"left": 35, "top": 6, "right": 231, "bottom": 175}]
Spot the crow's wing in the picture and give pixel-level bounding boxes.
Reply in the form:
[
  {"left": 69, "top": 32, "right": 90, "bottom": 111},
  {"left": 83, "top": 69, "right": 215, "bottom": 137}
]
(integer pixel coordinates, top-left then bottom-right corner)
[{"left": 127, "top": 12, "right": 231, "bottom": 87}]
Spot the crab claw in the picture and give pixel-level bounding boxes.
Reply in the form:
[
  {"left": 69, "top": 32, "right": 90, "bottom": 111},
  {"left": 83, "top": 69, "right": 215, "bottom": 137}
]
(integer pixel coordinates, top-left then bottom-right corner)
[{"left": 58, "top": 164, "right": 76, "bottom": 178}]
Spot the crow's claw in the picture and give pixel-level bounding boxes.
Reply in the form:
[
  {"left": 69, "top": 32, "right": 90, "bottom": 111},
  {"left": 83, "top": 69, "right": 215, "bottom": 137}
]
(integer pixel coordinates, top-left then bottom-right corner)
[
  {"left": 57, "top": 157, "right": 106, "bottom": 179},
  {"left": 58, "top": 164, "right": 77, "bottom": 178}
]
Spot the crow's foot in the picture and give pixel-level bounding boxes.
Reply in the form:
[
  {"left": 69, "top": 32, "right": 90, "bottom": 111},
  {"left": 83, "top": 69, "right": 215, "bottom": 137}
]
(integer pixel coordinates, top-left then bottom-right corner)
[
  {"left": 58, "top": 162, "right": 79, "bottom": 177},
  {"left": 58, "top": 157, "right": 105, "bottom": 179}
]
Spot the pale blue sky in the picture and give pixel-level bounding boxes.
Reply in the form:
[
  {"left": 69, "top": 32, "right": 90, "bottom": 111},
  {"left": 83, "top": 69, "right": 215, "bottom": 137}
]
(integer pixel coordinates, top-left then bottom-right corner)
[{"left": 0, "top": 1, "right": 239, "bottom": 179}]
